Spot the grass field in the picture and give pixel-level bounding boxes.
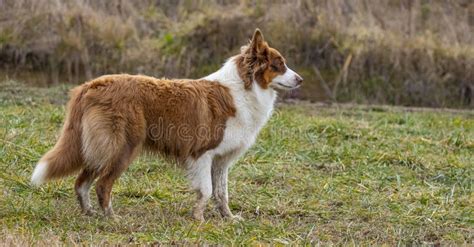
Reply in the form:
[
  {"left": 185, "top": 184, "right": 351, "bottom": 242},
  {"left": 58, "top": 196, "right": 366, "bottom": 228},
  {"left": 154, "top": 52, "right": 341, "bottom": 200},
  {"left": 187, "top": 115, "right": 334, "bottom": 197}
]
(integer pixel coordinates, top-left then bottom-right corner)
[{"left": 0, "top": 81, "right": 473, "bottom": 245}]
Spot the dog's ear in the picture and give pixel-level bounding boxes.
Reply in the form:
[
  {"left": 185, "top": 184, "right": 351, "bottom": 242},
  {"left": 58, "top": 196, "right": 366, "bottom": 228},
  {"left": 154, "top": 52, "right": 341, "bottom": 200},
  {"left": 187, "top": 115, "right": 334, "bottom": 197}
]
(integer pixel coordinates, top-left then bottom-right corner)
[
  {"left": 250, "top": 29, "right": 267, "bottom": 57},
  {"left": 238, "top": 29, "right": 269, "bottom": 90}
]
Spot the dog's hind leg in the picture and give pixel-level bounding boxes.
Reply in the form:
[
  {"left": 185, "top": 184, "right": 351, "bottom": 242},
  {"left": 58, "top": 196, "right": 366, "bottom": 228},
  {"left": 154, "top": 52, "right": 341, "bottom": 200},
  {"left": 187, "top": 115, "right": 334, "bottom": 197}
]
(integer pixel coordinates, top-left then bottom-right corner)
[
  {"left": 187, "top": 153, "right": 213, "bottom": 222},
  {"left": 95, "top": 143, "right": 140, "bottom": 217},
  {"left": 81, "top": 107, "right": 145, "bottom": 217},
  {"left": 75, "top": 168, "right": 98, "bottom": 215}
]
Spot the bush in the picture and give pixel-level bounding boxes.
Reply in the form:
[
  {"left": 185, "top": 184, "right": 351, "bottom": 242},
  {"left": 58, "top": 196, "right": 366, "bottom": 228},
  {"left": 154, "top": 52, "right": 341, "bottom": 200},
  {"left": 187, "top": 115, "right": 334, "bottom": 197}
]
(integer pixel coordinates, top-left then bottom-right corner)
[{"left": 0, "top": 0, "right": 472, "bottom": 108}]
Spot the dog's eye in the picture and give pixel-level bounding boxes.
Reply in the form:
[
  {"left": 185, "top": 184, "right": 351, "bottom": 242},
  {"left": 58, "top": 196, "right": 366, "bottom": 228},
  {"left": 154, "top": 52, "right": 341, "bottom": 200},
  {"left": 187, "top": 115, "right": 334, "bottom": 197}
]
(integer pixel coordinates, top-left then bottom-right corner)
[{"left": 270, "top": 64, "right": 279, "bottom": 71}]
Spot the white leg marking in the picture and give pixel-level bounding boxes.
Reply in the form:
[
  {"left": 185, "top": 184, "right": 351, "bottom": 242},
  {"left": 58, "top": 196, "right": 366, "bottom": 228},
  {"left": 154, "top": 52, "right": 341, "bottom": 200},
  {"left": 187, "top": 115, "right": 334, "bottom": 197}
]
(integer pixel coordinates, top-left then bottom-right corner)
[
  {"left": 77, "top": 180, "right": 94, "bottom": 211},
  {"left": 187, "top": 154, "right": 213, "bottom": 221},
  {"left": 187, "top": 154, "right": 213, "bottom": 196},
  {"left": 212, "top": 149, "right": 245, "bottom": 220}
]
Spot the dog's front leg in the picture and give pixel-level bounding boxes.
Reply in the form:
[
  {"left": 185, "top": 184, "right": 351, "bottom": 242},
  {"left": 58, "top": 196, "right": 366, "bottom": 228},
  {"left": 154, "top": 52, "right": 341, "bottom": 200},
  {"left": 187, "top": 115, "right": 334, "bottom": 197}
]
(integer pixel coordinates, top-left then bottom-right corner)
[
  {"left": 212, "top": 150, "right": 243, "bottom": 220},
  {"left": 187, "top": 154, "right": 213, "bottom": 222}
]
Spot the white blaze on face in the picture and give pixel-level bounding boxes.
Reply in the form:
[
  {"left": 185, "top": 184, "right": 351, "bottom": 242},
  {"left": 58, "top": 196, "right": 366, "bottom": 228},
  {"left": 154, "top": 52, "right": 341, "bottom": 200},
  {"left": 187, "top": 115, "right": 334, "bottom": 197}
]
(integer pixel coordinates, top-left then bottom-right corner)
[{"left": 271, "top": 65, "right": 303, "bottom": 90}]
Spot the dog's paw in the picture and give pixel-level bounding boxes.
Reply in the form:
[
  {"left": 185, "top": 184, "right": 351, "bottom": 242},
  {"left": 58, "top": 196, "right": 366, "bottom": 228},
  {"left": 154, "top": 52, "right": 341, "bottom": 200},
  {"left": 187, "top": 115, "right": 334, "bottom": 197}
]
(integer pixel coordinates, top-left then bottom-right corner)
[
  {"left": 102, "top": 212, "right": 122, "bottom": 222},
  {"left": 83, "top": 209, "right": 97, "bottom": 216},
  {"left": 221, "top": 213, "right": 243, "bottom": 222},
  {"left": 192, "top": 213, "right": 206, "bottom": 223},
  {"left": 109, "top": 214, "right": 122, "bottom": 223},
  {"left": 230, "top": 214, "right": 244, "bottom": 221}
]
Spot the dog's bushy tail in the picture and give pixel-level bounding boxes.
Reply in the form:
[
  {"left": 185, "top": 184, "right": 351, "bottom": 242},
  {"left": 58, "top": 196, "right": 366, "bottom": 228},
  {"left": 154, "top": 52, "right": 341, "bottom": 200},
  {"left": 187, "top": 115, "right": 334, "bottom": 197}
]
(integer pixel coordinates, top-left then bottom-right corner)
[{"left": 31, "top": 87, "right": 86, "bottom": 186}]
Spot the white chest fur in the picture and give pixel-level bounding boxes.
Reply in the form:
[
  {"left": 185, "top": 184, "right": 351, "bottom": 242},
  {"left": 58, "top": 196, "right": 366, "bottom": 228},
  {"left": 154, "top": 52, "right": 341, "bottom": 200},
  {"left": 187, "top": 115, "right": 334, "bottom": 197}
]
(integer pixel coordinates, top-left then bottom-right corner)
[
  {"left": 204, "top": 57, "right": 277, "bottom": 157},
  {"left": 186, "top": 54, "right": 277, "bottom": 218}
]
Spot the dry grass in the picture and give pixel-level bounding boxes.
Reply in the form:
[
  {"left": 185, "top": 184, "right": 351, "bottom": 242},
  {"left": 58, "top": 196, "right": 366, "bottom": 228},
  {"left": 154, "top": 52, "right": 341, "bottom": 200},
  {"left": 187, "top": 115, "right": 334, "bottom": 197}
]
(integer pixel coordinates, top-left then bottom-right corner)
[{"left": 0, "top": 0, "right": 472, "bottom": 107}]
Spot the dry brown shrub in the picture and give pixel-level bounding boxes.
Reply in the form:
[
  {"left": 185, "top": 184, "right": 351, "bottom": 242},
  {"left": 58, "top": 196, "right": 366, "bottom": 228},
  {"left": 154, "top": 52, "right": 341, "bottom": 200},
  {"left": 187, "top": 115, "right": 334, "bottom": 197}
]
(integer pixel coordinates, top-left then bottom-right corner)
[{"left": 0, "top": 0, "right": 472, "bottom": 107}]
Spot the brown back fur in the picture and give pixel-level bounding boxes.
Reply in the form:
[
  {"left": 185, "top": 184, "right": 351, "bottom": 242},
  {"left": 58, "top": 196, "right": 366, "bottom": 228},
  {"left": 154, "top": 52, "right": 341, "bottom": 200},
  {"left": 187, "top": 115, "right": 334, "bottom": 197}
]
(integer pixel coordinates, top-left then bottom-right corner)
[{"left": 77, "top": 74, "right": 236, "bottom": 173}]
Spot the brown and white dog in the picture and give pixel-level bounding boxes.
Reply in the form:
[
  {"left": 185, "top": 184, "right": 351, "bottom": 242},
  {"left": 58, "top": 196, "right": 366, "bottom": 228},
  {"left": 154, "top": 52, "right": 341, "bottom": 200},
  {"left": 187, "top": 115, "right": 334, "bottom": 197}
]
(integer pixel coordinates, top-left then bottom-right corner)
[{"left": 31, "top": 29, "right": 303, "bottom": 221}]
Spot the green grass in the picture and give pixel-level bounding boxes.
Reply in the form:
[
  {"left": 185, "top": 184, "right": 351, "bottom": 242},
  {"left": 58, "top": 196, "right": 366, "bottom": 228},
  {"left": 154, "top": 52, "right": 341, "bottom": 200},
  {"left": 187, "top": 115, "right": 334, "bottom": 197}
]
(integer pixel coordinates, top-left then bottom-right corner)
[{"left": 1, "top": 81, "right": 473, "bottom": 245}]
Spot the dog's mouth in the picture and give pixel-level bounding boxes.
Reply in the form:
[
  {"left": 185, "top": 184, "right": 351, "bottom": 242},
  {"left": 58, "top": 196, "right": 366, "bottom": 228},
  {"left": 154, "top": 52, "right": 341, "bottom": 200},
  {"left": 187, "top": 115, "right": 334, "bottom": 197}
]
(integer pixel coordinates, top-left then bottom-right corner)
[{"left": 276, "top": 82, "right": 300, "bottom": 90}]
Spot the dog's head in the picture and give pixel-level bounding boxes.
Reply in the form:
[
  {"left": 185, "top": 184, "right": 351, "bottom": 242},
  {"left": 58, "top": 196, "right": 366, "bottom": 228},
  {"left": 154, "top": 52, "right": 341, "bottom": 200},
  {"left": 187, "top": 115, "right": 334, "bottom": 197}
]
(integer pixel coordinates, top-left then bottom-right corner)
[{"left": 237, "top": 29, "right": 303, "bottom": 91}]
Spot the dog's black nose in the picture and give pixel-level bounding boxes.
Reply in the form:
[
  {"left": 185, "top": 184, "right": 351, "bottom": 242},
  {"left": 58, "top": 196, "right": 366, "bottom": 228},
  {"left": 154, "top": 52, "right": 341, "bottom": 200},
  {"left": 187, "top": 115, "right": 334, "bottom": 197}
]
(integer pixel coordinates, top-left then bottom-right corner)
[{"left": 295, "top": 74, "right": 303, "bottom": 85}]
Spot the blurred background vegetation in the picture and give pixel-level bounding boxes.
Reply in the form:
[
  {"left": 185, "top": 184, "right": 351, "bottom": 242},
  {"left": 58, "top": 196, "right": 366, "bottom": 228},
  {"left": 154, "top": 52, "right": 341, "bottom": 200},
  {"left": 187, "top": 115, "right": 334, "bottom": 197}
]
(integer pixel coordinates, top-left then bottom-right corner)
[{"left": 0, "top": 0, "right": 472, "bottom": 108}]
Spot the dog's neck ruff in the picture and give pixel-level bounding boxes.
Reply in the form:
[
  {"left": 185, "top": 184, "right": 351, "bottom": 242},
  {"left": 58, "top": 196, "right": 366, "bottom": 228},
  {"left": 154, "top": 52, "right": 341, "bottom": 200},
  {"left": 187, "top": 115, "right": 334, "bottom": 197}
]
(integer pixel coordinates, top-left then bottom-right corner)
[{"left": 204, "top": 56, "right": 277, "bottom": 130}]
